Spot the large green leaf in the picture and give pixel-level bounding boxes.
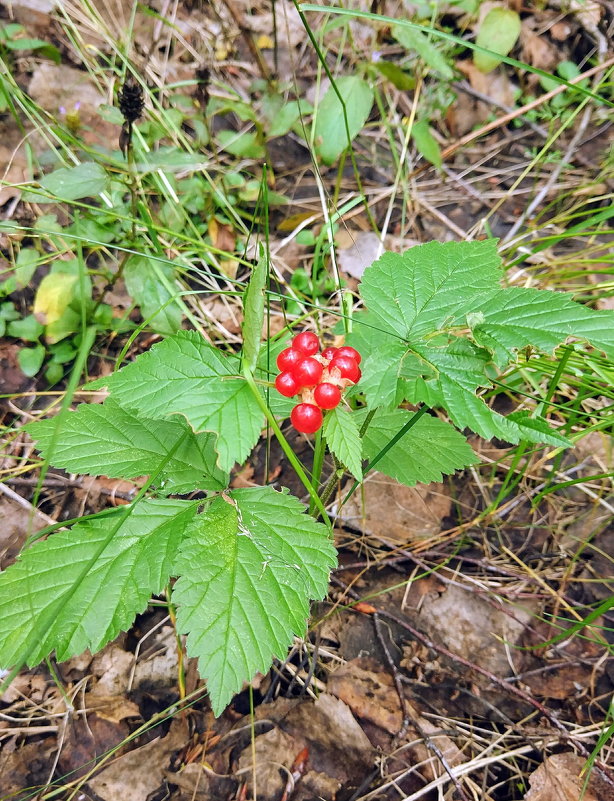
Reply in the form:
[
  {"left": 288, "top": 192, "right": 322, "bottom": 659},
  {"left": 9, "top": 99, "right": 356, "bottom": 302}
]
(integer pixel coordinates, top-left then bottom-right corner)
[
  {"left": 88, "top": 332, "right": 264, "bottom": 472},
  {"left": 314, "top": 76, "right": 374, "bottom": 165},
  {"left": 360, "top": 341, "right": 411, "bottom": 411},
  {"left": 359, "top": 240, "right": 502, "bottom": 341},
  {"left": 0, "top": 499, "right": 196, "bottom": 668},
  {"left": 323, "top": 406, "right": 363, "bottom": 480},
  {"left": 408, "top": 342, "right": 571, "bottom": 446},
  {"left": 358, "top": 408, "right": 476, "bottom": 486},
  {"left": 173, "top": 487, "right": 336, "bottom": 715},
  {"left": 27, "top": 400, "right": 227, "bottom": 494},
  {"left": 124, "top": 255, "right": 182, "bottom": 335},
  {"left": 471, "top": 287, "right": 614, "bottom": 364}
]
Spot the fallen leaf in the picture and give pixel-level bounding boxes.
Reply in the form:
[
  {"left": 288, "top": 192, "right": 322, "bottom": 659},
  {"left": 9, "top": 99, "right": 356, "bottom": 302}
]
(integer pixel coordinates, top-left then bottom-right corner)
[
  {"left": 524, "top": 752, "right": 611, "bottom": 801},
  {"left": 0, "top": 496, "right": 49, "bottom": 571},
  {"left": 84, "top": 693, "right": 141, "bottom": 723},
  {"left": 337, "top": 473, "right": 451, "bottom": 544},
  {"left": 520, "top": 24, "right": 558, "bottom": 72},
  {"left": 337, "top": 232, "right": 381, "bottom": 279},
  {"left": 457, "top": 59, "right": 516, "bottom": 108},
  {"left": 88, "top": 719, "right": 188, "bottom": 801}
]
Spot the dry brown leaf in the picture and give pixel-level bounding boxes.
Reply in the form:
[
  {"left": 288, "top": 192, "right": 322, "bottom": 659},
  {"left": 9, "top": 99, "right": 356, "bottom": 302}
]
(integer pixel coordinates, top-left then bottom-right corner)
[
  {"left": 89, "top": 644, "right": 134, "bottom": 696},
  {"left": 27, "top": 64, "right": 116, "bottom": 148},
  {"left": 520, "top": 26, "right": 558, "bottom": 72},
  {"left": 84, "top": 694, "right": 141, "bottom": 723},
  {"left": 328, "top": 659, "right": 465, "bottom": 778},
  {"left": 337, "top": 231, "right": 381, "bottom": 279},
  {"left": 88, "top": 719, "right": 188, "bottom": 801},
  {"left": 457, "top": 59, "right": 516, "bottom": 109},
  {"left": 414, "top": 582, "right": 538, "bottom": 679},
  {"left": 524, "top": 752, "right": 612, "bottom": 801},
  {"left": 337, "top": 473, "right": 451, "bottom": 544}
]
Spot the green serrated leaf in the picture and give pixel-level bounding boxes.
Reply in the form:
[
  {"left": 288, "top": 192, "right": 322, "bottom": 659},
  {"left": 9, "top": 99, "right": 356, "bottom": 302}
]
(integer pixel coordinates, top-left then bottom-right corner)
[
  {"left": 323, "top": 406, "right": 363, "bottom": 480},
  {"left": 0, "top": 499, "right": 197, "bottom": 668},
  {"left": 27, "top": 400, "right": 227, "bottom": 494},
  {"left": 173, "top": 487, "right": 336, "bottom": 715},
  {"left": 241, "top": 251, "right": 268, "bottom": 372},
  {"left": 474, "top": 8, "right": 521, "bottom": 73},
  {"left": 506, "top": 412, "right": 571, "bottom": 447},
  {"left": 407, "top": 342, "right": 570, "bottom": 446},
  {"left": 358, "top": 408, "right": 476, "bottom": 486},
  {"left": 87, "top": 332, "right": 264, "bottom": 472},
  {"left": 359, "top": 240, "right": 502, "bottom": 341},
  {"left": 472, "top": 287, "right": 614, "bottom": 363},
  {"left": 360, "top": 341, "right": 407, "bottom": 410},
  {"left": 314, "top": 76, "right": 374, "bottom": 165},
  {"left": 124, "top": 255, "right": 182, "bottom": 335},
  {"left": 392, "top": 25, "right": 453, "bottom": 79}
]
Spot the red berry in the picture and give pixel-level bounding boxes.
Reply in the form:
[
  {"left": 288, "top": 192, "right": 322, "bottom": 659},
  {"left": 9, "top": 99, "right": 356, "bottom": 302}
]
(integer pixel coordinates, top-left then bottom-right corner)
[
  {"left": 321, "top": 347, "right": 338, "bottom": 361},
  {"left": 330, "top": 355, "right": 361, "bottom": 383},
  {"left": 277, "top": 347, "right": 302, "bottom": 372},
  {"left": 314, "top": 382, "right": 341, "bottom": 409},
  {"left": 291, "top": 403, "right": 323, "bottom": 433},
  {"left": 336, "top": 346, "right": 361, "bottom": 365},
  {"left": 292, "top": 331, "right": 319, "bottom": 356},
  {"left": 275, "top": 371, "right": 300, "bottom": 397},
  {"left": 293, "top": 357, "right": 323, "bottom": 387}
]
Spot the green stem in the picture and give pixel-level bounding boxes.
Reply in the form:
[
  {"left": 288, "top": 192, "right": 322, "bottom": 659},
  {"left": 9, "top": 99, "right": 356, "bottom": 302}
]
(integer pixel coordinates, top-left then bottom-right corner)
[
  {"left": 243, "top": 369, "right": 331, "bottom": 527},
  {"left": 309, "top": 428, "right": 326, "bottom": 514}
]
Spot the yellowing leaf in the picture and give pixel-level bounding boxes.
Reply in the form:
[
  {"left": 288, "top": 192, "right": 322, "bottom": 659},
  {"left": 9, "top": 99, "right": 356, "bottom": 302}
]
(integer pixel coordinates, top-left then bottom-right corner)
[
  {"left": 256, "top": 34, "right": 274, "bottom": 49},
  {"left": 34, "top": 272, "right": 78, "bottom": 325}
]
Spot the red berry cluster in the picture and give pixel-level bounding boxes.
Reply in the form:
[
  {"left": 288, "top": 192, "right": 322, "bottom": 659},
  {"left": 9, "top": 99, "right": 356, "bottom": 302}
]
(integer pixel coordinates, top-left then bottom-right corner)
[{"left": 275, "top": 332, "right": 362, "bottom": 434}]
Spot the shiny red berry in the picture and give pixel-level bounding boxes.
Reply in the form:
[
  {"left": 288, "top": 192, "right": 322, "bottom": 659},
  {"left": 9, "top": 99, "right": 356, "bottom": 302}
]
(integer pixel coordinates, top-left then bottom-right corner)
[
  {"left": 275, "top": 371, "right": 300, "bottom": 397},
  {"left": 330, "top": 355, "right": 361, "bottom": 383},
  {"left": 277, "top": 347, "right": 302, "bottom": 372},
  {"left": 292, "top": 331, "right": 320, "bottom": 356},
  {"left": 321, "top": 346, "right": 338, "bottom": 361},
  {"left": 291, "top": 403, "right": 323, "bottom": 433},
  {"left": 336, "top": 346, "right": 362, "bottom": 365},
  {"left": 314, "top": 382, "right": 341, "bottom": 409},
  {"left": 294, "top": 357, "right": 323, "bottom": 387}
]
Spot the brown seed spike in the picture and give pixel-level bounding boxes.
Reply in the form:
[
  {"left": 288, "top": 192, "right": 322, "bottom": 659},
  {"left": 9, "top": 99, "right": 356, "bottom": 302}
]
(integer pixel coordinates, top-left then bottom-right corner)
[{"left": 118, "top": 75, "right": 144, "bottom": 124}]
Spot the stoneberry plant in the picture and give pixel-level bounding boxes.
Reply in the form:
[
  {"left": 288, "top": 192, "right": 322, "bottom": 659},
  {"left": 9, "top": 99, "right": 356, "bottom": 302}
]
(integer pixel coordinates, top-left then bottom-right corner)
[{"left": 1, "top": 239, "right": 612, "bottom": 716}]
